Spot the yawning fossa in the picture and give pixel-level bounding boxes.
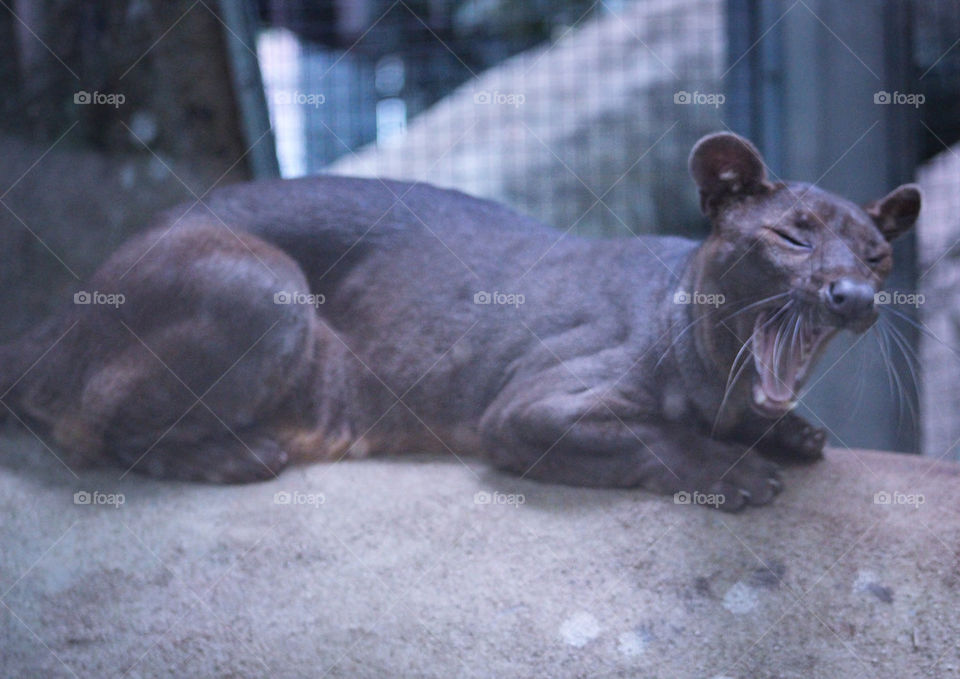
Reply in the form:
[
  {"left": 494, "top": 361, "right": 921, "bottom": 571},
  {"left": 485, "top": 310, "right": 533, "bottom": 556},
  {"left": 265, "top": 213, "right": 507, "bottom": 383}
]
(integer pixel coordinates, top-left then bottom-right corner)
[{"left": 0, "top": 133, "right": 921, "bottom": 511}]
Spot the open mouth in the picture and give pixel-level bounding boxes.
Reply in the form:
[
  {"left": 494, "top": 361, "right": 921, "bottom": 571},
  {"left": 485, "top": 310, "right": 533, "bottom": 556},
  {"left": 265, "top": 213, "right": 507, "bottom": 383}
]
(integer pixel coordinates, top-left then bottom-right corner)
[{"left": 750, "top": 309, "right": 835, "bottom": 417}]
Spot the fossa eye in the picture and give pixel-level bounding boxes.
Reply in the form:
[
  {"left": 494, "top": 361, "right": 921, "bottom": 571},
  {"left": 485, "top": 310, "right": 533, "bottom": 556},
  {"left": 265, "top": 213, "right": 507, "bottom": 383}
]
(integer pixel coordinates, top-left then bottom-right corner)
[{"left": 772, "top": 228, "right": 812, "bottom": 250}]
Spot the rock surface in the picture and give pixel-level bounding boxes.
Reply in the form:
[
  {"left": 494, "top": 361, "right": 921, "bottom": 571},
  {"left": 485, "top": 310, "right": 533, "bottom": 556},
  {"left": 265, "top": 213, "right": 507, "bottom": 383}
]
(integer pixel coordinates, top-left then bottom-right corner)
[{"left": 1, "top": 428, "right": 958, "bottom": 678}]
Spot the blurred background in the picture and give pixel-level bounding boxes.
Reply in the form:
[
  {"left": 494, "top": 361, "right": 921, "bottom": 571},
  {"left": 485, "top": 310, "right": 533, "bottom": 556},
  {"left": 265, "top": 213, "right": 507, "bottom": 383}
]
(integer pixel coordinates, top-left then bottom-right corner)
[{"left": 1, "top": 0, "right": 959, "bottom": 457}]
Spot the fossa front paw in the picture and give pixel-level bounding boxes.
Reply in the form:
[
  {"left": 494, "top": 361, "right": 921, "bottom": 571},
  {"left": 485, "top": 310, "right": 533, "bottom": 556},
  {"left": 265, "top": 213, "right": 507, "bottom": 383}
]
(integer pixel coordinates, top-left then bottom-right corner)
[
  {"left": 757, "top": 416, "right": 826, "bottom": 464},
  {"left": 677, "top": 450, "right": 782, "bottom": 512}
]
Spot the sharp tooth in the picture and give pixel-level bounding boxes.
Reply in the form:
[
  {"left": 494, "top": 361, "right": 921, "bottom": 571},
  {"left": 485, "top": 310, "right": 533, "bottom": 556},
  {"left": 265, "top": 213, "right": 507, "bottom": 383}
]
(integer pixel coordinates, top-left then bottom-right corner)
[{"left": 787, "top": 400, "right": 798, "bottom": 410}]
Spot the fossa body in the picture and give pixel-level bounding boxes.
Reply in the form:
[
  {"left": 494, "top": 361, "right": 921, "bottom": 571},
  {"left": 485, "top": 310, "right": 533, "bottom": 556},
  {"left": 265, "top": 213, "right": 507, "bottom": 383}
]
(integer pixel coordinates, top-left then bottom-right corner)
[{"left": 0, "top": 133, "right": 920, "bottom": 510}]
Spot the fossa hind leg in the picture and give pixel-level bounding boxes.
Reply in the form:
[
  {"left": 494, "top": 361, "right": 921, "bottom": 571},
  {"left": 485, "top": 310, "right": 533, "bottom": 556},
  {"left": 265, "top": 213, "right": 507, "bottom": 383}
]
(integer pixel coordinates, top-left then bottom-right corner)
[
  {"left": 50, "top": 226, "right": 321, "bottom": 482},
  {"left": 85, "top": 340, "right": 302, "bottom": 482}
]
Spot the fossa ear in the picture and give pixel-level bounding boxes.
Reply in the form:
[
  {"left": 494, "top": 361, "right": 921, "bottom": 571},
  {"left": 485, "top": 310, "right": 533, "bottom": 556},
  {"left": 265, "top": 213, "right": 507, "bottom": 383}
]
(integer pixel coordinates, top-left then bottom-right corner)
[
  {"left": 689, "top": 132, "right": 774, "bottom": 217},
  {"left": 864, "top": 184, "right": 922, "bottom": 242}
]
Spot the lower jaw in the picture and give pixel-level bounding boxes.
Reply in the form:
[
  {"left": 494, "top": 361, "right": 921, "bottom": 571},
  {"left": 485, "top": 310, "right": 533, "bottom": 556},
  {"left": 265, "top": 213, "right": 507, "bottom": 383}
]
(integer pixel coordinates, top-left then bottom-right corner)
[{"left": 751, "top": 382, "right": 797, "bottom": 418}]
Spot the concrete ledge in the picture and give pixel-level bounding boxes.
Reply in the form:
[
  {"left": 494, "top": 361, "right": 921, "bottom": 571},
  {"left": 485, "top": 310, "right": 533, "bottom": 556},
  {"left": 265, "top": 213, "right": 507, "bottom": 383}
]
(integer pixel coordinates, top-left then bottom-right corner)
[{"left": 1, "top": 428, "right": 958, "bottom": 678}]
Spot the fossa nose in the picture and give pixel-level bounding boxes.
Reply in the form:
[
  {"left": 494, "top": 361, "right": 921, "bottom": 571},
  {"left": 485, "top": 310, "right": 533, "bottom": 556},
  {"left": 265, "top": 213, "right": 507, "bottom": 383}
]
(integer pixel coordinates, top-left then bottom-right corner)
[{"left": 823, "top": 277, "right": 875, "bottom": 323}]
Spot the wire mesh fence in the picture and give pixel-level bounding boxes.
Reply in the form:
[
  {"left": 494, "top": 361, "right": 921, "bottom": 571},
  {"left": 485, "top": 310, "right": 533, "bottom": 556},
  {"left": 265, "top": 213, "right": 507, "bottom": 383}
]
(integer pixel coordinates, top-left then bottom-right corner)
[{"left": 257, "top": 0, "right": 725, "bottom": 240}]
